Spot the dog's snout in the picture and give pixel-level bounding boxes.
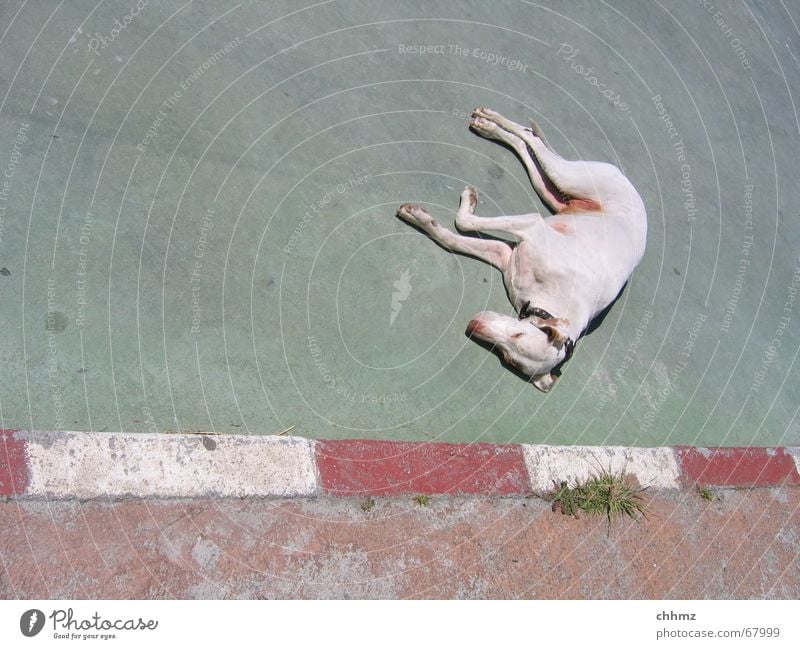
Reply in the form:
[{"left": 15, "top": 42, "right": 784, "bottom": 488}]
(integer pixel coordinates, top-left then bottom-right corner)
[
  {"left": 466, "top": 311, "right": 500, "bottom": 339},
  {"left": 466, "top": 318, "right": 482, "bottom": 337}
]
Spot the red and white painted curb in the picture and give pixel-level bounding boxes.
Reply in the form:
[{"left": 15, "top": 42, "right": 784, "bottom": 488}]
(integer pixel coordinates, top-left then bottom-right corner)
[{"left": 1, "top": 429, "right": 798, "bottom": 499}]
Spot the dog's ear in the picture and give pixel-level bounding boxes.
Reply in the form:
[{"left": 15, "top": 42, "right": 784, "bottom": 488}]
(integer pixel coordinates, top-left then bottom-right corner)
[
  {"left": 532, "top": 372, "right": 557, "bottom": 392},
  {"left": 539, "top": 325, "right": 568, "bottom": 350}
]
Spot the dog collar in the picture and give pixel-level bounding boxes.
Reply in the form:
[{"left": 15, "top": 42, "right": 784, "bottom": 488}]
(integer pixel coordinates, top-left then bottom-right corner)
[
  {"left": 518, "top": 300, "right": 555, "bottom": 321},
  {"left": 519, "top": 300, "right": 577, "bottom": 363}
]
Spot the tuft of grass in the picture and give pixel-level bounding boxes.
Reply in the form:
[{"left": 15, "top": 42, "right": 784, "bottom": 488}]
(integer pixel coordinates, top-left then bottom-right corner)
[
  {"left": 697, "top": 485, "right": 716, "bottom": 501},
  {"left": 360, "top": 497, "right": 376, "bottom": 512},
  {"left": 413, "top": 494, "right": 430, "bottom": 507},
  {"left": 548, "top": 469, "right": 648, "bottom": 527}
]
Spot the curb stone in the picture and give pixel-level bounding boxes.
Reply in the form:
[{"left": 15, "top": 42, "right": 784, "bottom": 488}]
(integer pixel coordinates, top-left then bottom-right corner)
[{"left": 1, "top": 429, "right": 798, "bottom": 499}]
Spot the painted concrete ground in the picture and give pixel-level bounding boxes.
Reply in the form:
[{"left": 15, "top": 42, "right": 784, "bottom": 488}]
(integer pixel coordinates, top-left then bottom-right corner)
[{"left": 1, "top": 1, "right": 799, "bottom": 446}]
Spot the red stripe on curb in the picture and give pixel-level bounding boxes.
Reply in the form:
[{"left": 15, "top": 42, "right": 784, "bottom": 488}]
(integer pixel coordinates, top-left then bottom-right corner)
[
  {"left": 676, "top": 446, "right": 800, "bottom": 487},
  {"left": 316, "top": 440, "right": 530, "bottom": 496},
  {"left": 0, "top": 430, "right": 29, "bottom": 497}
]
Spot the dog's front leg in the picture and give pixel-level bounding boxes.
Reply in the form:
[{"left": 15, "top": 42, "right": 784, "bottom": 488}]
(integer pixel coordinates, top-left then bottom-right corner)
[
  {"left": 455, "top": 186, "right": 543, "bottom": 240},
  {"left": 397, "top": 203, "right": 511, "bottom": 271}
]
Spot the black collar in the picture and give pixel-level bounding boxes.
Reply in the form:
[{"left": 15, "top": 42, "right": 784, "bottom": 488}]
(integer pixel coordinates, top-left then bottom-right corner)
[
  {"left": 518, "top": 301, "right": 555, "bottom": 321},
  {"left": 518, "top": 300, "right": 577, "bottom": 363}
]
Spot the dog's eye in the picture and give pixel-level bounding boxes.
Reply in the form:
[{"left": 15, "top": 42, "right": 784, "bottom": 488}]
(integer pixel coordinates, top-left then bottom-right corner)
[{"left": 511, "top": 332, "right": 525, "bottom": 339}]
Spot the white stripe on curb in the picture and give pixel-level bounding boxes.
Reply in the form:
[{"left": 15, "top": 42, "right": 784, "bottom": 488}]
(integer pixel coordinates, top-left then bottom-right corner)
[
  {"left": 789, "top": 447, "right": 800, "bottom": 476},
  {"left": 22, "top": 431, "right": 318, "bottom": 499},
  {"left": 521, "top": 444, "right": 681, "bottom": 492}
]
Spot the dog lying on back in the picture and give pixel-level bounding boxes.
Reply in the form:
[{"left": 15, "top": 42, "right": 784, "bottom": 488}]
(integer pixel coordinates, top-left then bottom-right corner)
[{"left": 397, "top": 107, "right": 647, "bottom": 392}]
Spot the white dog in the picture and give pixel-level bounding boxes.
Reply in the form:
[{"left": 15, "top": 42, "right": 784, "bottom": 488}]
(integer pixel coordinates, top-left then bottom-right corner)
[{"left": 397, "top": 107, "right": 647, "bottom": 392}]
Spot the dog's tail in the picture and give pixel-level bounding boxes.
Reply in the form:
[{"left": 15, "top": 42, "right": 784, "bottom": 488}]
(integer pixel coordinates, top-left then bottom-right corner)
[{"left": 528, "top": 118, "right": 554, "bottom": 151}]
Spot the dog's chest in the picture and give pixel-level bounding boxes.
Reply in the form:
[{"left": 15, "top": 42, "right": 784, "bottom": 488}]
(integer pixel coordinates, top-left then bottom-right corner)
[
  {"left": 504, "top": 241, "right": 561, "bottom": 310},
  {"left": 503, "top": 234, "right": 614, "bottom": 322}
]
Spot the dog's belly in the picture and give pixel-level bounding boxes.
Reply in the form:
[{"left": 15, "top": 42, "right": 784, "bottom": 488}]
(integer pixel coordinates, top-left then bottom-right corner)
[{"left": 505, "top": 213, "right": 644, "bottom": 326}]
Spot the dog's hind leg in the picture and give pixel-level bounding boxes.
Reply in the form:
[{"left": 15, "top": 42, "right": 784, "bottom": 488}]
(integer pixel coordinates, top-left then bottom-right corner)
[
  {"left": 474, "top": 108, "right": 563, "bottom": 159},
  {"left": 473, "top": 107, "right": 621, "bottom": 212},
  {"left": 469, "top": 114, "right": 567, "bottom": 213},
  {"left": 397, "top": 203, "right": 511, "bottom": 271}
]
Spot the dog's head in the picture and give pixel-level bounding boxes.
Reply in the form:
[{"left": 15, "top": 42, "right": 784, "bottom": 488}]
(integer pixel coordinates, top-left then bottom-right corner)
[{"left": 466, "top": 311, "right": 571, "bottom": 392}]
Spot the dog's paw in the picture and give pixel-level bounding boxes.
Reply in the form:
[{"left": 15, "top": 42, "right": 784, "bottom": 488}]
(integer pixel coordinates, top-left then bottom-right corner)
[
  {"left": 532, "top": 372, "right": 557, "bottom": 393},
  {"left": 397, "top": 203, "right": 437, "bottom": 229},
  {"left": 469, "top": 115, "right": 501, "bottom": 138},
  {"left": 472, "top": 106, "right": 499, "bottom": 120},
  {"left": 460, "top": 186, "right": 478, "bottom": 211}
]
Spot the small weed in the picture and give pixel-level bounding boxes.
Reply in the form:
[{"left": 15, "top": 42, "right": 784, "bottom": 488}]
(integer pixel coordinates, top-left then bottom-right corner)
[
  {"left": 697, "top": 485, "right": 716, "bottom": 501},
  {"left": 413, "top": 494, "right": 430, "bottom": 507},
  {"left": 548, "top": 469, "right": 648, "bottom": 529},
  {"left": 360, "top": 497, "right": 376, "bottom": 512}
]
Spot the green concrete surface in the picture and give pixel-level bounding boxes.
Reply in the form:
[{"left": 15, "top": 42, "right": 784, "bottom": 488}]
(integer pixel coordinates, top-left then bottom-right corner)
[{"left": 0, "top": 0, "right": 798, "bottom": 446}]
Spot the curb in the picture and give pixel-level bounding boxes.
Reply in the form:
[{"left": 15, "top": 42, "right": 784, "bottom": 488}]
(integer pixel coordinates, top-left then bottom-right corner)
[{"left": 1, "top": 429, "right": 799, "bottom": 499}]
